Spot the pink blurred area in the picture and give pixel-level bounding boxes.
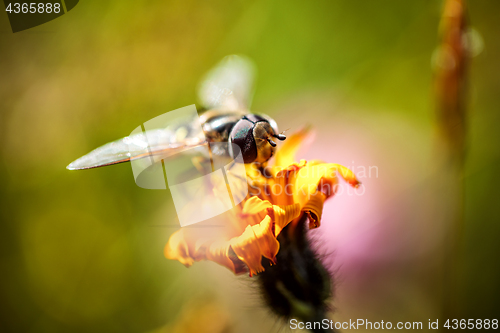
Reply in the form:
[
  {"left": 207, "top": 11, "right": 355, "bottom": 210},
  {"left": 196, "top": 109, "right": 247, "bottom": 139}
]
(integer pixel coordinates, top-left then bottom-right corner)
[{"left": 270, "top": 92, "right": 448, "bottom": 322}]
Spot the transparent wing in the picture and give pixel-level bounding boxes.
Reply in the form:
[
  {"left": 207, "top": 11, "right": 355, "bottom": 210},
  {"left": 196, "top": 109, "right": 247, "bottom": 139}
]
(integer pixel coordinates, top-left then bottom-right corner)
[
  {"left": 67, "top": 121, "right": 206, "bottom": 170},
  {"left": 198, "top": 55, "right": 256, "bottom": 111}
]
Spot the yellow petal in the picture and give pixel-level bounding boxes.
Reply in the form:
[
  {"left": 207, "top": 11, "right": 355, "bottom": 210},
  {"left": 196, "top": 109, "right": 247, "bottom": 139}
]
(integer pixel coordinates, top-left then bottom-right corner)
[
  {"left": 241, "top": 196, "right": 272, "bottom": 216},
  {"left": 267, "top": 203, "right": 301, "bottom": 236},
  {"left": 230, "top": 215, "right": 279, "bottom": 276},
  {"left": 292, "top": 163, "right": 359, "bottom": 205},
  {"left": 332, "top": 163, "right": 362, "bottom": 188},
  {"left": 290, "top": 163, "right": 360, "bottom": 228},
  {"left": 166, "top": 229, "right": 246, "bottom": 274},
  {"left": 251, "top": 216, "right": 280, "bottom": 264},
  {"left": 270, "top": 161, "right": 306, "bottom": 206},
  {"left": 302, "top": 191, "right": 327, "bottom": 229},
  {"left": 205, "top": 240, "right": 237, "bottom": 273},
  {"left": 230, "top": 225, "right": 265, "bottom": 276},
  {"left": 274, "top": 127, "right": 311, "bottom": 167},
  {"left": 164, "top": 229, "right": 195, "bottom": 267}
]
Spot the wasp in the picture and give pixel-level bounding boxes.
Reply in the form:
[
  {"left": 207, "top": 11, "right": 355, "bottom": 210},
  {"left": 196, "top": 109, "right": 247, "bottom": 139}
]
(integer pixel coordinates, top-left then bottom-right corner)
[{"left": 66, "top": 55, "right": 285, "bottom": 171}]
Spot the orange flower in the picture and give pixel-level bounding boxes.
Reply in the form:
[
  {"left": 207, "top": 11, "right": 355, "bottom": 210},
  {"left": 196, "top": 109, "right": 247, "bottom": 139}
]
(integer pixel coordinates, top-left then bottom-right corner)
[{"left": 165, "top": 128, "right": 360, "bottom": 276}]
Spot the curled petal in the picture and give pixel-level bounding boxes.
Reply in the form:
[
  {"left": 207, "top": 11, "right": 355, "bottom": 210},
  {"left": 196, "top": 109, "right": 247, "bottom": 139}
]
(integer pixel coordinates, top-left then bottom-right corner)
[
  {"left": 241, "top": 196, "right": 272, "bottom": 216},
  {"left": 302, "top": 191, "right": 327, "bottom": 229},
  {"left": 293, "top": 163, "right": 359, "bottom": 207},
  {"left": 230, "top": 225, "right": 265, "bottom": 276},
  {"left": 267, "top": 203, "right": 301, "bottom": 236},
  {"left": 271, "top": 161, "right": 306, "bottom": 206},
  {"left": 251, "top": 216, "right": 280, "bottom": 264},
  {"left": 166, "top": 230, "right": 244, "bottom": 274},
  {"left": 205, "top": 240, "right": 238, "bottom": 273},
  {"left": 230, "top": 216, "right": 279, "bottom": 276},
  {"left": 331, "top": 163, "right": 362, "bottom": 188},
  {"left": 164, "top": 230, "right": 196, "bottom": 267},
  {"left": 240, "top": 196, "right": 274, "bottom": 226},
  {"left": 165, "top": 227, "right": 233, "bottom": 268}
]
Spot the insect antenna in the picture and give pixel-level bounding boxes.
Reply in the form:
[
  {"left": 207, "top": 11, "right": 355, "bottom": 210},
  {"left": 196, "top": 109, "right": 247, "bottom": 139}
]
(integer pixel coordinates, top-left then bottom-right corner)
[
  {"left": 267, "top": 138, "right": 278, "bottom": 147},
  {"left": 274, "top": 133, "right": 287, "bottom": 141}
]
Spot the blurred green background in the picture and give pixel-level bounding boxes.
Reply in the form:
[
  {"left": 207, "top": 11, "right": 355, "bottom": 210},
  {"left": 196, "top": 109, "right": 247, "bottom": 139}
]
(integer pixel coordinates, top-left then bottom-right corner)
[{"left": 0, "top": 0, "right": 498, "bottom": 332}]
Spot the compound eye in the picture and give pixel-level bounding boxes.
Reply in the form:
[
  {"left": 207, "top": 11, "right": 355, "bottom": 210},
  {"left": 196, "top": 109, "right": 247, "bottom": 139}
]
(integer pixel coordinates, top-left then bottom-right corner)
[
  {"left": 258, "top": 113, "right": 280, "bottom": 136},
  {"left": 244, "top": 114, "right": 267, "bottom": 123},
  {"left": 229, "top": 119, "right": 257, "bottom": 163}
]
